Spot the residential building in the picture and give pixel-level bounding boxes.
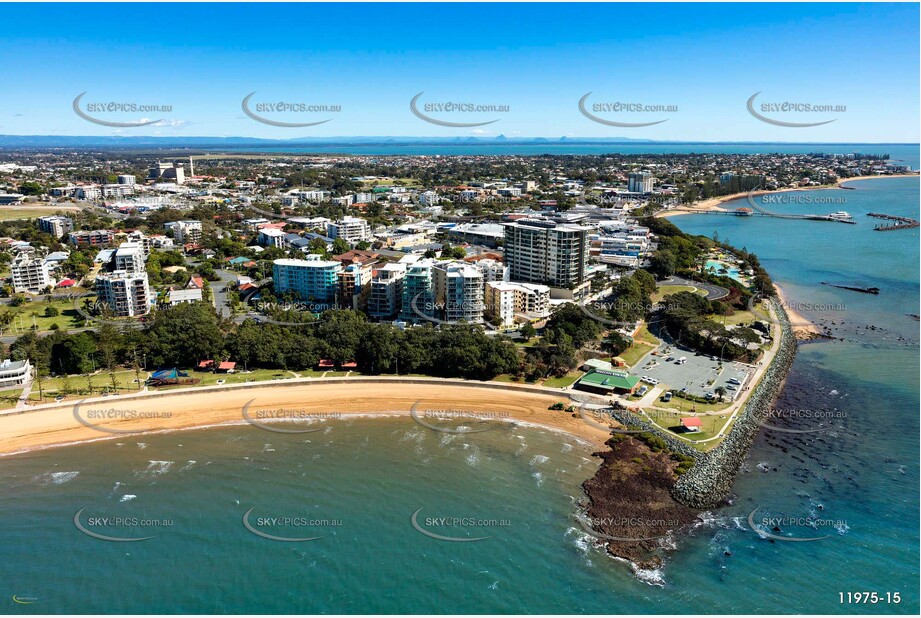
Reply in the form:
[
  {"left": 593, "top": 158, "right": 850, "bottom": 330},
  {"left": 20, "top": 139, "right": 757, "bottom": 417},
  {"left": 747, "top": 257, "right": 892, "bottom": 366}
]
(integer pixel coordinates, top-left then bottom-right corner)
[
  {"left": 126, "top": 231, "right": 152, "bottom": 258},
  {"left": 164, "top": 220, "right": 202, "bottom": 244},
  {"left": 167, "top": 287, "right": 203, "bottom": 305},
  {"left": 113, "top": 242, "right": 146, "bottom": 274},
  {"left": 11, "top": 253, "right": 56, "bottom": 293},
  {"left": 485, "top": 281, "right": 551, "bottom": 327},
  {"left": 433, "top": 261, "right": 484, "bottom": 323},
  {"left": 257, "top": 228, "right": 287, "bottom": 248},
  {"left": 337, "top": 261, "right": 374, "bottom": 310},
  {"left": 68, "top": 229, "right": 114, "bottom": 247},
  {"left": 367, "top": 263, "right": 405, "bottom": 319},
  {"left": 117, "top": 174, "right": 136, "bottom": 185},
  {"left": 399, "top": 260, "right": 435, "bottom": 322},
  {"left": 474, "top": 258, "right": 509, "bottom": 282},
  {"left": 502, "top": 219, "right": 590, "bottom": 289},
  {"left": 327, "top": 216, "right": 371, "bottom": 244},
  {"left": 95, "top": 270, "right": 151, "bottom": 317},
  {"left": 38, "top": 215, "right": 74, "bottom": 238},
  {"left": 628, "top": 171, "right": 654, "bottom": 193},
  {"left": 272, "top": 256, "right": 341, "bottom": 304},
  {"left": 0, "top": 359, "right": 31, "bottom": 389}
]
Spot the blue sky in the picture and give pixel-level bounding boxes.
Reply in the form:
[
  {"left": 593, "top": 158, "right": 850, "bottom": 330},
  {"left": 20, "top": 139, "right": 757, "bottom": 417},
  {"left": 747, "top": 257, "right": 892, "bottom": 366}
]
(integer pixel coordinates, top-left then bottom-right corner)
[{"left": 0, "top": 2, "right": 918, "bottom": 142}]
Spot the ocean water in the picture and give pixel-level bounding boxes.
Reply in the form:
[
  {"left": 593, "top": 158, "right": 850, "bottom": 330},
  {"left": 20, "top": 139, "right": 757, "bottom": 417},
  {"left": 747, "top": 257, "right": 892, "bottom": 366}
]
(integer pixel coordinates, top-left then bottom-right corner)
[
  {"left": 1, "top": 179, "right": 918, "bottom": 614},
  {"left": 247, "top": 143, "right": 919, "bottom": 167}
]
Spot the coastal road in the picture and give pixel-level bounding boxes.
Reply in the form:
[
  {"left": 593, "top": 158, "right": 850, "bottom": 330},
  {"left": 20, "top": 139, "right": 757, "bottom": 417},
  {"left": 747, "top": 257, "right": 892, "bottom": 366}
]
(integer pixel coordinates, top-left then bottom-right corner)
[{"left": 659, "top": 276, "right": 729, "bottom": 301}]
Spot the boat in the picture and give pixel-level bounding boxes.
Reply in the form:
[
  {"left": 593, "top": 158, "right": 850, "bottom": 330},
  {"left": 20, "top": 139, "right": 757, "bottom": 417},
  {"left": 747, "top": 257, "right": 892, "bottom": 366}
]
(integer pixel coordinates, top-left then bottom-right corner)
[
  {"left": 821, "top": 282, "right": 880, "bottom": 295},
  {"left": 827, "top": 211, "right": 853, "bottom": 221}
]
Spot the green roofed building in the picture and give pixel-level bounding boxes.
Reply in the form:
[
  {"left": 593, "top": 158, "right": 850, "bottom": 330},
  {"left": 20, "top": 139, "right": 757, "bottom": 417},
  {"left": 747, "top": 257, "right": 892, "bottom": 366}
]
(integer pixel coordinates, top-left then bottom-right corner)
[{"left": 575, "top": 369, "right": 641, "bottom": 395}]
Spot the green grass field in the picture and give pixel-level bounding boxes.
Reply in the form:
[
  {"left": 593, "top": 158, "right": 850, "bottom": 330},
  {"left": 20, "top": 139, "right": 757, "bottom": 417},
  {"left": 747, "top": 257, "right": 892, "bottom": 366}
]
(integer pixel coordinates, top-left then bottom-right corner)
[
  {"left": 1, "top": 296, "right": 92, "bottom": 334},
  {"left": 541, "top": 371, "right": 582, "bottom": 388},
  {"left": 651, "top": 285, "right": 707, "bottom": 303},
  {"left": 30, "top": 370, "right": 143, "bottom": 402},
  {"left": 0, "top": 207, "right": 79, "bottom": 221}
]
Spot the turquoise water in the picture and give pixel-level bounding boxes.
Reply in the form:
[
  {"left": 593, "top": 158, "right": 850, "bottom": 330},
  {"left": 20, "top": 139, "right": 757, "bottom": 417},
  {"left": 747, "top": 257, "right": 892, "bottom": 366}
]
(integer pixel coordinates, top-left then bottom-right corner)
[
  {"left": 0, "top": 178, "right": 918, "bottom": 614},
  {"left": 704, "top": 259, "right": 742, "bottom": 282}
]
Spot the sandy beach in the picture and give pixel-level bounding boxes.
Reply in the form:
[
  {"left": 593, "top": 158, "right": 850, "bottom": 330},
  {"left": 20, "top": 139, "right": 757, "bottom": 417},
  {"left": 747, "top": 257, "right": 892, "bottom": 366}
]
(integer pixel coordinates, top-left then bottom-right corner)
[
  {"left": 0, "top": 379, "right": 612, "bottom": 456},
  {"left": 657, "top": 173, "right": 919, "bottom": 218},
  {"left": 773, "top": 283, "right": 822, "bottom": 339}
]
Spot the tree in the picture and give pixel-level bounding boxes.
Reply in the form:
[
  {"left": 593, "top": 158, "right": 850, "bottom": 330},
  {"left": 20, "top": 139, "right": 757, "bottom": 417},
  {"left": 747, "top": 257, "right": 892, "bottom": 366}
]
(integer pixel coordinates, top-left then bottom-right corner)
[
  {"left": 44, "top": 306, "right": 60, "bottom": 318},
  {"left": 18, "top": 181, "right": 44, "bottom": 196},
  {"left": 331, "top": 238, "right": 350, "bottom": 255},
  {"left": 520, "top": 323, "right": 536, "bottom": 341},
  {"left": 714, "top": 386, "right": 727, "bottom": 402}
]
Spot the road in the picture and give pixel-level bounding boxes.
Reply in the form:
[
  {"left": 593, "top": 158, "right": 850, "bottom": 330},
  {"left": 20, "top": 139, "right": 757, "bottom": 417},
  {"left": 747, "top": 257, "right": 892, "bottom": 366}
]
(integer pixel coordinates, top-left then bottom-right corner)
[{"left": 659, "top": 275, "right": 729, "bottom": 300}]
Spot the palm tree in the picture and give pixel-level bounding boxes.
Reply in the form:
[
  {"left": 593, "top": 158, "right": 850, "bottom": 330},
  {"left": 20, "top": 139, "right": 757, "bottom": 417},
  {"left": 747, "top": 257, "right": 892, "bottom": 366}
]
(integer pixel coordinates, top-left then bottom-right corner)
[{"left": 714, "top": 386, "right": 727, "bottom": 402}]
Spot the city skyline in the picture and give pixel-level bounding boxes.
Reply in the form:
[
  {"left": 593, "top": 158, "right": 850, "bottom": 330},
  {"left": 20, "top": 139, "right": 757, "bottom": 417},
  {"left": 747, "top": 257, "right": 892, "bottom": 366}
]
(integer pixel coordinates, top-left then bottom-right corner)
[{"left": 0, "top": 3, "right": 918, "bottom": 142}]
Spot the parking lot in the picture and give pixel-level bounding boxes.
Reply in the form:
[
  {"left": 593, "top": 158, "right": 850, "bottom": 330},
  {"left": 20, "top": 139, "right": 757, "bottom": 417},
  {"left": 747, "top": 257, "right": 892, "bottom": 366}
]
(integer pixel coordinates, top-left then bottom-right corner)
[{"left": 634, "top": 345, "right": 754, "bottom": 401}]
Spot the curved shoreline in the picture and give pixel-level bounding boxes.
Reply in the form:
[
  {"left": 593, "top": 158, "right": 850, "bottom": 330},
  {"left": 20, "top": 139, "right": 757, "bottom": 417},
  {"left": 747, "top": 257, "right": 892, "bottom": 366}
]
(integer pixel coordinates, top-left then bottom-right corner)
[
  {"left": 656, "top": 172, "right": 919, "bottom": 218},
  {"left": 0, "top": 378, "right": 612, "bottom": 457}
]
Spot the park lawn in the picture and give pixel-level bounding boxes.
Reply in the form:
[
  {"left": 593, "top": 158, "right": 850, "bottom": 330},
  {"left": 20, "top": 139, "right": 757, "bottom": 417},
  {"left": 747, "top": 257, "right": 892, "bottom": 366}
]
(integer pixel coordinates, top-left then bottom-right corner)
[
  {"left": 31, "top": 370, "right": 143, "bottom": 402},
  {"left": 491, "top": 374, "right": 538, "bottom": 384},
  {"left": 541, "top": 371, "right": 582, "bottom": 388},
  {"left": 645, "top": 409, "right": 730, "bottom": 444},
  {"left": 185, "top": 369, "right": 291, "bottom": 386},
  {"left": 0, "top": 207, "right": 75, "bottom": 221},
  {"left": 651, "top": 285, "right": 702, "bottom": 303},
  {"left": 632, "top": 323, "right": 661, "bottom": 347},
  {"left": 657, "top": 395, "right": 733, "bottom": 414},
  {"left": 708, "top": 308, "right": 758, "bottom": 326},
  {"left": 2, "top": 296, "right": 93, "bottom": 334},
  {"left": 619, "top": 341, "right": 656, "bottom": 367},
  {"left": 361, "top": 177, "right": 421, "bottom": 188},
  {"left": 0, "top": 388, "right": 22, "bottom": 409}
]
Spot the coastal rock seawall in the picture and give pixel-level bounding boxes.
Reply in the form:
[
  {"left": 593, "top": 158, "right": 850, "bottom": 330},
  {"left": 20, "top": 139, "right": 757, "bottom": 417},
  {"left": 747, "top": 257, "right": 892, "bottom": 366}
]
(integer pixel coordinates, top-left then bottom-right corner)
[{"left": 671, "top": 298, "right": 797, "bottom": 509}]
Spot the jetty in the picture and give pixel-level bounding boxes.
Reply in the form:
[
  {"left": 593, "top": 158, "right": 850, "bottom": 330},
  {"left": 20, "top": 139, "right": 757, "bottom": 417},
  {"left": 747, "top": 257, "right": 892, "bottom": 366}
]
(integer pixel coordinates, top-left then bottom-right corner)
[{"left": 867, "top": 212, "right": 920, "bottom": 231}]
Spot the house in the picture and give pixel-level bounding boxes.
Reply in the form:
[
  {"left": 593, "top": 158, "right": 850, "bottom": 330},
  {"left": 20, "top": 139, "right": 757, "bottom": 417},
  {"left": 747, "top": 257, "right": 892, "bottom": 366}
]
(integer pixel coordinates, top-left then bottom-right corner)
[{"left": 167, "top": 287, "right": 203, "bottom": 305}]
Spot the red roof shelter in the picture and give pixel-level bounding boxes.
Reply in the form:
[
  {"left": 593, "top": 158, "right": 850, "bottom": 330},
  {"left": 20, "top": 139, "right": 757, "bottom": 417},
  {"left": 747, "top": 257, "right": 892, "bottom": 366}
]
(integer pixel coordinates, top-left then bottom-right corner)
[{"left": 680, "top": 417, "right": 702, "bottom": 431}]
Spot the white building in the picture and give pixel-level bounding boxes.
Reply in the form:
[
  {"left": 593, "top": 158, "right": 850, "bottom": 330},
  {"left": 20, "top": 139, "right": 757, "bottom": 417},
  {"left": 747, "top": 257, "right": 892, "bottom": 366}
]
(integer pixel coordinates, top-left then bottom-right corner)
[
  {"left": 368, "top": 263, "right": 406, "bottom": 319},
  {"left": 148, "top": 161, "right": 185, "bottom": 185},
  {"left": 257, "top": 228, "right": 287, "bottom": 248},
  {"left": 327, "top": 216, "right": 371, "bottom": 244},
  {"left": 117, "top": 174, "right": 136, "bottom": 185},
  {"left": 95, "top": 271, "right": 151, "bottom": 317},
  {"left": 502, "top": 219, "right": 590, "bottom": 289},
  {"left": 164, "top": 220, "right": 203, "bottom": 245},
  {"left": 628, "top": 171, "right": 654, "bottom": 194},
  {"left": 0, "top": 359, "right": 31, "bottom": 389},
  {"left": 126, "top": 231, "right": 152, "bottom": 258},
  {"left": 433, "top": 261, "right": 484, "bottom": 324},
  {"left": 167, "top": 287, "right": 203, "bottom": 305},
  {"left": 113, "top": 242, "right": 146, "bottom": 274},
  {"left": 485, "top": 281, "right": 551, "bottom": 327},
  {"left": 11, "top": 254, "right": 56, "bottom": 293},
  {"left": 38, "top": 215, "right": 74, "bottom": 238},
  {"left": 475, "top": 258, "right": 509, "bottom": 282}
]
